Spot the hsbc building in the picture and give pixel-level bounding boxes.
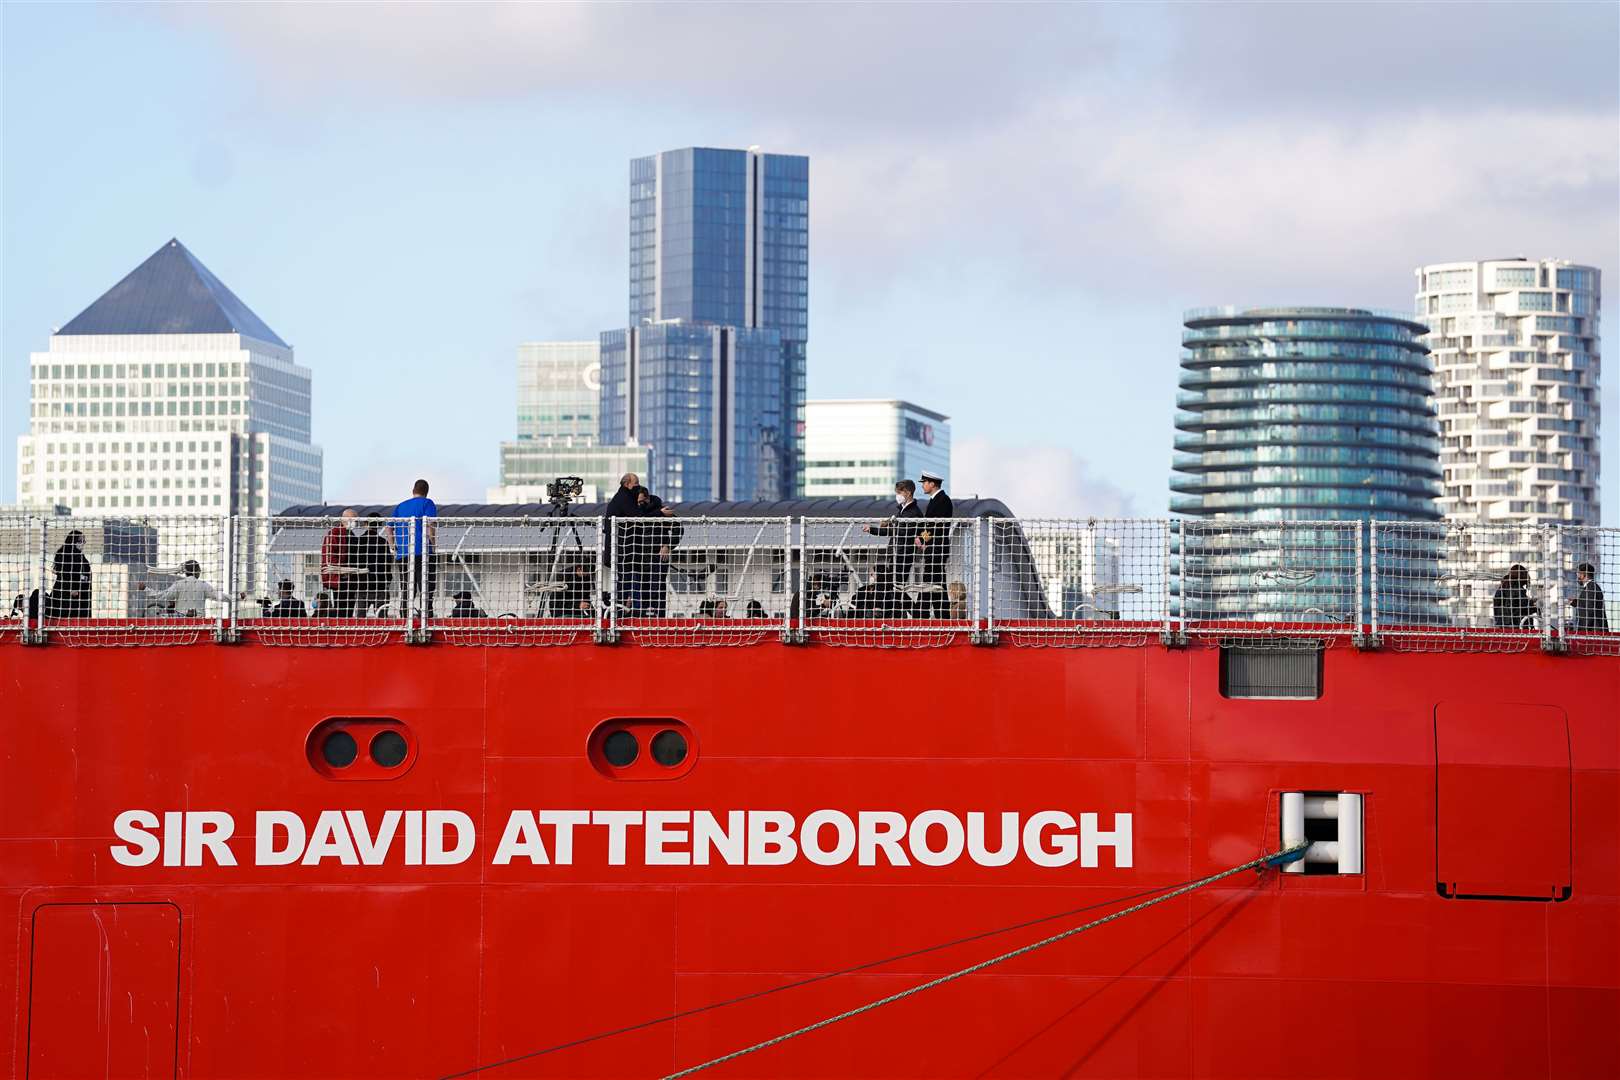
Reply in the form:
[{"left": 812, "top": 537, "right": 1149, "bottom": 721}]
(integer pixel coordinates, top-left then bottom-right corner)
[{"left": 804, "top": 399, "right": 951, "bottom": 497}]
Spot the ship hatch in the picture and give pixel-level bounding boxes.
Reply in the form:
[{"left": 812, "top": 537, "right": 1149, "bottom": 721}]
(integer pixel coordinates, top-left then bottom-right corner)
[
  {"left": 1435, "top": 702, "right": 1572, "bottom": 901},
  {"left": 27, "top": 902, "right": 181, "bottom": 1078}
]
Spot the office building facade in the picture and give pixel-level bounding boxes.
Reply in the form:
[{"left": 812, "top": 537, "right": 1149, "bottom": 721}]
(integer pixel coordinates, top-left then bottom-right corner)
[
  {"left": 491, "top": 341, "right": 649, "bottom": 504},
  {"left": 602, "top": 146, "right": 808, "bottom": 501},
  {"left": 1413, "top": 259, "right": 1601, "bottom": 526},
  {"left": 803, "top": 399, "right": 951, "bottom": 497},
  {"left": 14, "top": 239, "right": 322, "bottom": 517}
]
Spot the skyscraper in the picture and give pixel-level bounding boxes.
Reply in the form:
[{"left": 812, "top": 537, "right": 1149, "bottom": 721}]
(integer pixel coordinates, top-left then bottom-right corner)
[
  {"left": 803, "top": 400, "right": 950, "bottom": 497},
  {"left": 489, "top": 341, "right": 648, "bottom": 503},
  {"left": 1413, "top": 259, "right": 1601, "bottom": 526},
  {"left": 1171, "top": 306, "right": 1442, "bottom": 622},
  {"left": 1172, "top": 307, "right": 1442, "bottom": 520},
  {"left": 14, "top": 239, "right": 322, "bottom": 517},
  {"left": 601, "top": 147, "right": 809, "bottom": 502}
]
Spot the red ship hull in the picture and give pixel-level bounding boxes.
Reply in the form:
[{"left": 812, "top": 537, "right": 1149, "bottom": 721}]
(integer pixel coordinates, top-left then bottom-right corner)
[{"left": 4, "top": 640, "right": 1617, "bottom": 1079}]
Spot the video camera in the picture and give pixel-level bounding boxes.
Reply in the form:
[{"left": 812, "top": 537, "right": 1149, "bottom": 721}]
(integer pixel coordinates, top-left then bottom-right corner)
[{"left": 546, "top": 476, "right": 586, "bottom": 513}]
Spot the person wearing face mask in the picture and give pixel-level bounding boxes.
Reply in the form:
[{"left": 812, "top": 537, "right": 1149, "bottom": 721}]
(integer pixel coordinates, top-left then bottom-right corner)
[
  {"left": 320, "top": 508, "right": 362, "bottom": 617},
  {"left": 863, "top": 480, "right": 922, "bottom": 615}
]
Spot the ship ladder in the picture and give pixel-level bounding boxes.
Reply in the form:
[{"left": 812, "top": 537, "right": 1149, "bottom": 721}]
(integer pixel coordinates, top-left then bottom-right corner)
[{"left": 662, "top": 840, "right": 1311, "bottom": 1079}]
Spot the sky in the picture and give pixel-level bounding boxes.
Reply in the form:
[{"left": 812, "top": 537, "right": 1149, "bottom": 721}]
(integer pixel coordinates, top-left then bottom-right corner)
[{"left": 3, "top": 1, "right": 1617, "bottom": 520}]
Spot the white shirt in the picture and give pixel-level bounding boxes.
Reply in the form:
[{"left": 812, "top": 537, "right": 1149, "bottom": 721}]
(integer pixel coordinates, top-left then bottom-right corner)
[{"left": 152, "top": 577, "right": 224, "bottom": 615}]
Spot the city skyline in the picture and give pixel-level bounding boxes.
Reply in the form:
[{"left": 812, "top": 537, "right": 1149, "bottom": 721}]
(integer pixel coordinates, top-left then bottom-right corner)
[{"left": 2, "top": 3, "right": 1615, "bottom": 521}]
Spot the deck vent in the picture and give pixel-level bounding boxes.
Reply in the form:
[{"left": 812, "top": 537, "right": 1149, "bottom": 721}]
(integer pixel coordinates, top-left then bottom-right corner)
[
  {"left": 1221, "top": 647, "right": 1322, "bottom": 699},
  {"left": 1280, "top": 792, "right": 1363, "bottom": 875}
]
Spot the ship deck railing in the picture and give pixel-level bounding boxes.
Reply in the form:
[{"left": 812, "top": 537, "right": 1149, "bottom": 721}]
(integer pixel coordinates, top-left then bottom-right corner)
[{"left": 2, "top": 513, "right": 1615, "bottom": 654}]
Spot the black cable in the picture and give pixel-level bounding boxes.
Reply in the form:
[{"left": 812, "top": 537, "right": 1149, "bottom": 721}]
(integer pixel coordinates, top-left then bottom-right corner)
[{"left": 437, "top": 872, "right": 1220, "bottom": 1079}]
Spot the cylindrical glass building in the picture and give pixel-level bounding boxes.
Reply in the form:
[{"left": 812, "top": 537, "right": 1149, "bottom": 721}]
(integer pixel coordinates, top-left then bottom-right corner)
[
  {"left": 1172, "top": 307, "right": 1442, "bottom": 520},
  {"left": 1171, "top": 307, "right": 1443, "bottom": 624}
]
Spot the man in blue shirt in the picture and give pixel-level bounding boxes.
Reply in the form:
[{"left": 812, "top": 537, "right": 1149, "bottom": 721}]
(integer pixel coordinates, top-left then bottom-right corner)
[{"left": 393, "top": 478, "right": 438, "bottom": 618}]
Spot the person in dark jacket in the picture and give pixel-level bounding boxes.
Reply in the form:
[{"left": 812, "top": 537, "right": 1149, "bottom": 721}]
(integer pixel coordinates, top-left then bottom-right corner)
[
  {"left": 554, "top": 554, "right": 596, "bottom": 618},
  {"left": 915, "top": 470, "right": 954, "bottom": 619},
  {"left": 351, "top": 514, "right": 395, "bottom": 617},
  {"left": 266, "top": 580, "right": 308, "bottom": 619},
  {"left": 863, "top": 481, "right": 922, "bottom": 615},
  {"left": 632, "top": 490, "right": 682, "bottom": 617},
  {"left": 1492, "top": 564, "right": 1535, "bottom": 629},
  {"left": 47, "top": 530, "right": 91, "bottom": 619},
  {"left": 601, "top": 471, "right": 641, "bottom": 570},
  {"left": 849, "top": 567, "right": 895, "bottom": 620},
  {"left": 1569, "top": 562, "right": 1609, "bottom": 634},
  {"left": 449, "top": 591, "right": 486, "bottom": 619}
]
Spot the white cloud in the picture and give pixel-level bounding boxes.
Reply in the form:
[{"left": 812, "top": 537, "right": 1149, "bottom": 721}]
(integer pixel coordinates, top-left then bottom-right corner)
[{"left": 952, "top": 437, "right": 1138, "bottom": 519}]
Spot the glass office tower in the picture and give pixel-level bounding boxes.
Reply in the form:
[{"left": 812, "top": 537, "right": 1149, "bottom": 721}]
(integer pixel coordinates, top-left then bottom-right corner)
[
  {"left": 604, "top": 147, "right": 808, "bottom": 501},
  {"left": 1171, "top": 307, "right": 1443, "bottom": 622}
]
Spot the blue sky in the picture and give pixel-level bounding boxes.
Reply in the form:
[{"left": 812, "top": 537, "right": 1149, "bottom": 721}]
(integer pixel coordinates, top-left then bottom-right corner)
[{"left": 3, "top": 2, "right": 1616, "bottom": 519}]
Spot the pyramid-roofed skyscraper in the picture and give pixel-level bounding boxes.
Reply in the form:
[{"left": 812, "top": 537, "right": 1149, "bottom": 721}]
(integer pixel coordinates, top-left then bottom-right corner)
[{"left": 16, "top": 239, "right": 322, "bottom": 518}]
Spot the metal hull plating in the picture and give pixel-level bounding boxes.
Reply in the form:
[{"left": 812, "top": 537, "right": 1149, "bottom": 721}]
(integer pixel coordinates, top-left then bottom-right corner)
[{"left": 3, "top": 641, "right": 1617, "bottom": 1079}]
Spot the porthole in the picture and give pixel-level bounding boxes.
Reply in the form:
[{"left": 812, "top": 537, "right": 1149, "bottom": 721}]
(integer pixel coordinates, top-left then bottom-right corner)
[
  {"left": 603, "top": 730, "right": 639, "bottom": 767},
  {"left": 307, "top": 718, "right": 417, "bottom": 780},
  {"left": 322, "top": 730, "right": 358, "bottom": 768},
  {"left": 589, "top": 718, "right": 698, "bottom": 780},
  {"left": 370, "top": 730, "right": 408, "bottom": 768},
  {"left": 650, "top": 729, "right": 688, "bottom": 767}
]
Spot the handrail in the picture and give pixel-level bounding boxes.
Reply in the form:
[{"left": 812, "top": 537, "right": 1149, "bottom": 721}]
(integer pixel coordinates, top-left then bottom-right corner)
[{"left": 2, "top": 514, "right": 1613, "bottom": 652}]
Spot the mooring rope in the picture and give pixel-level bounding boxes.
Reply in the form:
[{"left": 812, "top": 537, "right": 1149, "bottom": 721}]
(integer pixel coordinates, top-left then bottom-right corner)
[{"left": 661, "top": 840, "right": 1311, "bottom": 1079}]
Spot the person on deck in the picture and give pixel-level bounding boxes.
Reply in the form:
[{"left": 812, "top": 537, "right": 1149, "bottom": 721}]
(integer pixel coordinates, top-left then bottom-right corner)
[
  {"left": 266, "top": 580, "right": 308, "bottom": 619},
  {"left": 602, "top": 472, "right": 641, "bottom": 571},
  {"left": 632, "top": 489, "right": 682, "bottom": 617},
  {"left": 47, "top": 530, "right": 91, "bottom": 620},
  {"left": 1570, "top": 562, "right": 1609, "bottom": 634},
  {"left": 393, "top": 479, "right": 438, "bottom": 618},
  {"left": 139, "top": 559, "right": 236, "bottom": 617},
  {"left": 863, "top": 481, "right": 922, "bottom": 616},
  {"left": 1492, "top": 564, "right": 1535, "bottom": 630},
  {"left": 915, "top": 470, "right": 954, "bottom": 619},
  {"left": 321, "top": 509, "right": 361, "bottom": 617},
  {"left": 352, "top": 514, "right": 395, "bottom": 617}
]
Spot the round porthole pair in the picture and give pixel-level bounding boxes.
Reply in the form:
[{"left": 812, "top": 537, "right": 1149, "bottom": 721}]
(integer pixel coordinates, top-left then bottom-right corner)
[
  {"left": 308, "top": 719, "right": 416, "bottom": 779},
  {"left": 322, "top": 728, "right": 409, "bottom": 769},
  {"left": 591, "top": 720, "right": 696, "bottom": 780},
  {"left": 602, "top": 728, "right": 687, "bottom": 768}
]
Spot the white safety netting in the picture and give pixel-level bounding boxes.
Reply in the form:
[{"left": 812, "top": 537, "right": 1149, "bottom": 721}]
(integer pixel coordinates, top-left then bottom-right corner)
[
  {"left": 610, "top": 516, "right": 791, "bottom": 646},
  {"left": 1179, "top": 520, "right": 1362, "bottom": 647},
  {"left": 428, "top": 515, "right": 602, "bottom": 646},
  {"left": 235, "top": 515, "right": 412, "bottom": 645},
  {"left": 1554, "top": 526, "right": 1618, "bottom": 656},
  {"left": 1, "top": 513, "right": 42, "bottom": 642},
  {"left": 35, "top": 514, "right": 230, "bottom": 646},
  {"left": 988, "top": 518, "right": 1169, "bottom": 646},
  {"left": 1372, "top": 521, "right": 1548, "bottom": 652},
  {"left": 800, "top": 516, "right": 979, "bottom": 647}
]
